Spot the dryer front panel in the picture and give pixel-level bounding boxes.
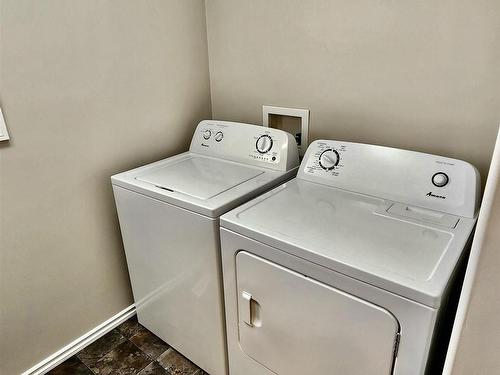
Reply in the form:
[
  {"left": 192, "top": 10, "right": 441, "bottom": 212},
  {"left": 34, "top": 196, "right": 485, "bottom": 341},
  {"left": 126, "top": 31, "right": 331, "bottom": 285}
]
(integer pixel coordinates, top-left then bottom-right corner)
[{"left": 236, "top": 251, "right": 400, "bottom": 375}]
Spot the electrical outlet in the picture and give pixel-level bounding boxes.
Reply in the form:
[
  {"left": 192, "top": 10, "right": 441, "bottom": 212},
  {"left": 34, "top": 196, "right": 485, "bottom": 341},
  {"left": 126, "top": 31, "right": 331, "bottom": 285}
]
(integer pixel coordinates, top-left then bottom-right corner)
[{"left": 263, "top": 105, "right": 309, "bottom": 156}]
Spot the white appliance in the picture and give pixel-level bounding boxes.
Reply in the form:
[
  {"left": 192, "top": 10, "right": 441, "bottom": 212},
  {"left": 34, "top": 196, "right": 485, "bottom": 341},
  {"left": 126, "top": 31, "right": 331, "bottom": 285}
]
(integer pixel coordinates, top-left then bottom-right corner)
[
  {"left": 112, "top": 120, "right": 299, "bottom": 375},
  {"left": 220, "top": 140, "right": 480, "bottom": 375}
]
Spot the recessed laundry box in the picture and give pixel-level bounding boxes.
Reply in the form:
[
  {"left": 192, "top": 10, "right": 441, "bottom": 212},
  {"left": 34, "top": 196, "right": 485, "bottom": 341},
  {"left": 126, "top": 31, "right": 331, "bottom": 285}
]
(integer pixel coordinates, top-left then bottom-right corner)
[
  {"left": 111, "top": 120, "right": 299, "bottom": 375},
  {"left": 220, "top": 139, "right": 480, "bottom": 375}
]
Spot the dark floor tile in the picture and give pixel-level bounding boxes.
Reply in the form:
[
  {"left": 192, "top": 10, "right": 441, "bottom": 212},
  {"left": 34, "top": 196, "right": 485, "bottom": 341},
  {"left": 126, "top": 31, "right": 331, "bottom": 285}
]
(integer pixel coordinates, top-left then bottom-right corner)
[
  {"left": 46, "top": 356, "right": 93, "bottom": 375},
  {"left": 117, "top": 315, "right": 140, "bottom": 338},
  {"left": 92, "top": 340, "right": 152, "bottom": 375},
  {"left": 156, "top": 348, "right": 201, "bottom": 375},
  {"left": 77, "top": 329, "right": 126, "bottom": 369},
  {"left": 130, "top": 326, "right": 170, "bottom": 359},
  {"left": 137, "top": 361, "right": 170, "bottom": 375}
]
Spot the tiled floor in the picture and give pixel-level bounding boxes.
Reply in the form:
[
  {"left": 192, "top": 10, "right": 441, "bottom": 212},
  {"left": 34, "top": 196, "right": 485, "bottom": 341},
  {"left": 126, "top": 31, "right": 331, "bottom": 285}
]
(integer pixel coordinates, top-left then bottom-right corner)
[{"left": 47, "top": 315, "right": 206, "bottom": 375}]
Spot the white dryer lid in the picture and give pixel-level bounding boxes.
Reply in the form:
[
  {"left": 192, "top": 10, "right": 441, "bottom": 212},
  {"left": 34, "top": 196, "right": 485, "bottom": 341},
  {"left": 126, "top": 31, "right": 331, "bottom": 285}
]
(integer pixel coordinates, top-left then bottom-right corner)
[
  {"left": 136, "top": 156, "right": 263, "bottom": 200},
  {"left": 221, "top": 179, "right": 476, "bottom": 307}
]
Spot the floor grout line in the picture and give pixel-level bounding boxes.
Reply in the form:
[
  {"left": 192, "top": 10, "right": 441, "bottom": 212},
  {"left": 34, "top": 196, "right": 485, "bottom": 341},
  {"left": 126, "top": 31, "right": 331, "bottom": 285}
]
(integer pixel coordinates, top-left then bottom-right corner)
[
  {"left": 78, "top": 356, "right": 95, "bottom": 375},
  {"left": 75, "top": 329, "right": 126, "bottom": 366}
]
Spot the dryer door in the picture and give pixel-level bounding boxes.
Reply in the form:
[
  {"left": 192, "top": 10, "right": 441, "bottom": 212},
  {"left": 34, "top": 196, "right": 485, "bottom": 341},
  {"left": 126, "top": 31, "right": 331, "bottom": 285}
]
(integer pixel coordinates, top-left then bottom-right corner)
[{"left": 236, "top": 251, "right": 400, "bottom": 375}]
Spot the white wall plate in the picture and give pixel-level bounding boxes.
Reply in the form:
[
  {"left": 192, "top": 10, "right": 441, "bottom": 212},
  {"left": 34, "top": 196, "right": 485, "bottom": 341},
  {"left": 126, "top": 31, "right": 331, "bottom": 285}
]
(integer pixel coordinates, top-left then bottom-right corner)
[
  {"left": 0, "top": 107, "right": 10, "bottom": 141},
  {"left": 263, "top": 105, "right": 309, "bottom": 156}
]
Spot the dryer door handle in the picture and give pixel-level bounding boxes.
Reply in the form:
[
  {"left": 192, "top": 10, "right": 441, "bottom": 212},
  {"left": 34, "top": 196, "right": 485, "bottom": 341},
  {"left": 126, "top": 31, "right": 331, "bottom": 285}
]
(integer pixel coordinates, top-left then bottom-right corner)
[
  {"left": 241, "top": 291, "right": 253, "bottom": 326},
  {"left": 240, "top": 291, "right": 262, "bottom": 328}
]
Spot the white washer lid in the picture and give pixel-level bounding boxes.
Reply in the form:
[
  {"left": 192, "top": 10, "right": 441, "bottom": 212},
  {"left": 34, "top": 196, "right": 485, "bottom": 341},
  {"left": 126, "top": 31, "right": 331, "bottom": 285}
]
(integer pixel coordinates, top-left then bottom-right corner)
[{"left": 137, "top": 156, "right": 263, "bottom": 200}]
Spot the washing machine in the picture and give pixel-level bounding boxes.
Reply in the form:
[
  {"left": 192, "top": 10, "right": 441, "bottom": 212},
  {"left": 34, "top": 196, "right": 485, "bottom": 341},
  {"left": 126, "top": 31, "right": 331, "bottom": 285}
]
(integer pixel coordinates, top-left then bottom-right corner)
[
  {"left": 220, "top": 140, "right": 480, "bottom": 375},
  {"left": 111, "top": 120, "right": 299, "bottom": 375}
]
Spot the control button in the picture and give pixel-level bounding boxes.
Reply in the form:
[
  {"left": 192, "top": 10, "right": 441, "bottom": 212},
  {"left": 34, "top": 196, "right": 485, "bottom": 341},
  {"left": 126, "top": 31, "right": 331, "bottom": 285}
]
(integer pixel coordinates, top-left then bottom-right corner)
[
  {"left": 432, "top": 172, "right": 449, "bottom": 187},
  {"left": 203, "top": 129, "right": 211, "bottom": 140},
  {"left": 214, "top": 131, "right": 224, "bottom": 142},
  {"left": 256, "top": 135, "right": 273, "bottom": 154},
  {"left": 319, "top": 149, "right": 340, "bottom": 170}
]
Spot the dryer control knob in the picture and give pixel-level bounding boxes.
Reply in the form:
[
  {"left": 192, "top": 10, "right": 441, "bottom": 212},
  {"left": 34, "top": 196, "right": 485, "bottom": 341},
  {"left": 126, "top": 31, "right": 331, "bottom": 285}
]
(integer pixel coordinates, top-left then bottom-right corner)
[
  {"left": 214, "top": 131, "right": 224, "bottom": 142},
  {"left": 256, "top": 135, "right": 273, "bottom": 154},
  {"left": 319, "top": 149, "right": 340, "bottom": 170},
  {"left": 203, "top": 129, "right": 211, "bottom": 140},
  {"left": 432, "top": 172, "right": 449, "bottom": 187}
]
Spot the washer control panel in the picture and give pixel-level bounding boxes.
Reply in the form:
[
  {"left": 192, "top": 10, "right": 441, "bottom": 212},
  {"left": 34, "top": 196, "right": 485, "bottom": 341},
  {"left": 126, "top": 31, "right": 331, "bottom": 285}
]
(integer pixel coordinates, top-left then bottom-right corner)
[
  {"left": 299, "top": 140, "right": 480, "bottom": 218},
  {"left": 190, "top": 120, "right": 299, "bottom": 172}
]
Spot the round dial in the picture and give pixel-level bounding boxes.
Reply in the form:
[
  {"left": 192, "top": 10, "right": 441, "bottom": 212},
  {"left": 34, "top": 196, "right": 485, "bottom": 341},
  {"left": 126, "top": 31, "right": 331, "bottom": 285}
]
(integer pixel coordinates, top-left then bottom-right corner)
[
  {"left": 319, "top": 149, "right": 340, "bottom": 170},
  {"left": 432, "top": 172, "right": 449, "bottom": 187},
  {"left": 203, "top": 129, "right": 211, "bottom": 140},
  {"left": 256, "top": 135, "right": 273, "bottom": 154},
  {"left": 214, "top": 131, "right": 224, "bottom": 142}
]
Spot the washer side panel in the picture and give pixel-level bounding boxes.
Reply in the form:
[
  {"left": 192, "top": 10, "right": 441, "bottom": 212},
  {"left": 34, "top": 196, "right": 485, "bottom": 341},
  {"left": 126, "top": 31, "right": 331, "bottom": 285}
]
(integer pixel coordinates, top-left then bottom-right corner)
[{"left": 113, "top": 186, "right": 227, "bottom": 375}]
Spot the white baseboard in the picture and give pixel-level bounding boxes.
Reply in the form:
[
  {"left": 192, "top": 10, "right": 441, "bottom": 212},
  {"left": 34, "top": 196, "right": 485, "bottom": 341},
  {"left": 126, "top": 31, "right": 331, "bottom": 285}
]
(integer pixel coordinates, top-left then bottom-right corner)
[{"left": 21, "top": 304, "right": 136, "bottom": 375}]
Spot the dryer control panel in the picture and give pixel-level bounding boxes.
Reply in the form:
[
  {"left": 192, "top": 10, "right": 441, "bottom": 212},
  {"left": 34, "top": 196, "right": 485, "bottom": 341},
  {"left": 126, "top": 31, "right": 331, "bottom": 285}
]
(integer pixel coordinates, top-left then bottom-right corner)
[
  {"left": 299, "top": 140, "right": 480, "bottom": 218},
  {"left": 190, "top": 120, "right": 299, "bottom": 172}
]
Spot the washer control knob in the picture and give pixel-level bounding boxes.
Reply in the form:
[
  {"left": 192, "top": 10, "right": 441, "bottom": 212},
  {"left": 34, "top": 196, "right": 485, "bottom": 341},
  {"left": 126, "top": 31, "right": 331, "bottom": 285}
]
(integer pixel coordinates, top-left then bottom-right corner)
[
  {"left": 432, "top": 172, "right": 449, "bottom": 187},
  {"left": 256, "top": 135, "right": 273, "bottom": 154},
  {"left": 214, "top": 131, "right": 224, "bottom": 142},
  {"left": 203, "top": 129, "right": 211, "bottom": 140},
  {"left": 319, "top": 149, "right": 340, "bottom": 170}
]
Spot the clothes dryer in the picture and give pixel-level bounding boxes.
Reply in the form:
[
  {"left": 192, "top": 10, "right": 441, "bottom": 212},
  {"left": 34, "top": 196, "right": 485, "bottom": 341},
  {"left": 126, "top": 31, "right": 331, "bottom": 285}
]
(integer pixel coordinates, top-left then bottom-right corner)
[{"left": 220, "top": 140, "right": 479, "bottom": 375}]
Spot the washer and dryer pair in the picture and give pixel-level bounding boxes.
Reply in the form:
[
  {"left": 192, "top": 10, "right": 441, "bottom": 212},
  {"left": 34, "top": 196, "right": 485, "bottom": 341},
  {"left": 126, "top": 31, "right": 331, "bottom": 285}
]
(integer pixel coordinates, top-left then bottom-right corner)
[{"left": 113, "top": 121, "right": 480, "bottom": 375}]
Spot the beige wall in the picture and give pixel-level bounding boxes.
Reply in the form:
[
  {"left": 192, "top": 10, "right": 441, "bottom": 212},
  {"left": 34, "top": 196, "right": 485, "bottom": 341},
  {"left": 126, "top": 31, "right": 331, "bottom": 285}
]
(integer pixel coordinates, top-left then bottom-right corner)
[
  {"left": 1, "top": 1, "right": 500, "bottom": 373},
  {"left": 449, "top": 131, "right": 500, "bottom": 374},
  {"left": 205, "top": 0, "right": 500, "bottom": 181},
  {"left": 0, "top": 1, "right": 211, "bottom": 374}
]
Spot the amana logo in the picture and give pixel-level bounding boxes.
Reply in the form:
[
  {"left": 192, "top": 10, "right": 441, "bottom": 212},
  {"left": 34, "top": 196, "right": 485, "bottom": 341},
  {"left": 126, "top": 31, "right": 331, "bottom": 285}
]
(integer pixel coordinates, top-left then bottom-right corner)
[
  {"left": 201, "top": 143, "right": 209, "bottom": 147},
  {"left": 426, "top": 191, "right": 446, "bottom": 199}
]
